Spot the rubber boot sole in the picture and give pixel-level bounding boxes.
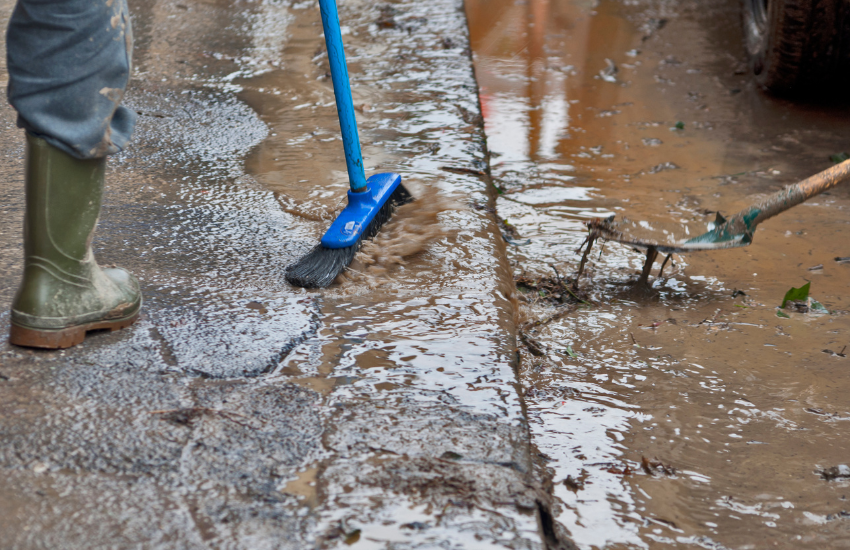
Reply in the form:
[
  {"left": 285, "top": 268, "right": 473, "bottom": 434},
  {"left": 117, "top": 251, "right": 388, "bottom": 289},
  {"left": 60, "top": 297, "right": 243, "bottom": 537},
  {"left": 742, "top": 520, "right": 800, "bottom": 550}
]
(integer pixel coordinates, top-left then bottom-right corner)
[{"left": 9, "top": 312, "right": 140, "bottom": 349}]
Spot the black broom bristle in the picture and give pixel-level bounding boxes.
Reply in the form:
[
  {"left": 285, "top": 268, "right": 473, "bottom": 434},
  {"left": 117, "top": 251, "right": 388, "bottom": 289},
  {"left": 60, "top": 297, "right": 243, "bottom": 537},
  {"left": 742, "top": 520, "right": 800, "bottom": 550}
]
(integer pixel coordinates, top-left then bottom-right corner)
[{"left": 285, "top": 184, "right": 413, "bottom": 288}]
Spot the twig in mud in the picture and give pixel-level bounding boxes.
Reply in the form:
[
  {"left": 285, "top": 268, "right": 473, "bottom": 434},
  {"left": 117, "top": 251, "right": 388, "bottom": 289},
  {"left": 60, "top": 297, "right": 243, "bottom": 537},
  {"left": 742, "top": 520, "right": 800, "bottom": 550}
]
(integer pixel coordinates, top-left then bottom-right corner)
[
  {"left": 149, "top": 407, "right": 264, "bottom": 430},
  {"left": 551, "top": 264, "right": 564, "bottom": 282},
  {"left": 551, "top": 265, "right": 592, "bottom": 305},
  {"left": 629, "top": 332, "right": 638, "bottom": 346},
  {"left": 575, "top": 233, "right": 592, "bottom": 255},
  {"left": 641, "top": 456, "right": 676, "bottom": 477},
  {"left": 658, "top": 253, "right": 673, "bottom": 278},
  {"left": 574, "top": 231, "right": 599, "bottom": 287},
  {"left": 515, "top": 273, "right": 589, "bottom": 306},
  {"left": 637, "top": 246, "right": 659, "bottom": 287},
  {"left": 564, "top": 285, "right": 590, "bottom": 305}
]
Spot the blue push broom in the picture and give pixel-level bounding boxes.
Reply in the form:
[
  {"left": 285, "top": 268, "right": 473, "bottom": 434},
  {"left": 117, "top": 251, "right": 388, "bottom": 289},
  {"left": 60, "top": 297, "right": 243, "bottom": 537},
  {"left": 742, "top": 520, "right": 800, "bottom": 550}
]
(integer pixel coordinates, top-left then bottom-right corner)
[{"left": 285, "top": 0, "right": 413, "bottom": 288}]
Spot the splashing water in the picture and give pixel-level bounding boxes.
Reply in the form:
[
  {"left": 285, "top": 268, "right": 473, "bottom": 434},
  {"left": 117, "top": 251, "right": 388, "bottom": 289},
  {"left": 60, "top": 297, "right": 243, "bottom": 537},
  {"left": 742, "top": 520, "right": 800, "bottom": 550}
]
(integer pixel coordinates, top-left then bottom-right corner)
[{"left": 338, "top": 194, "right": 458, "bottom": 288}]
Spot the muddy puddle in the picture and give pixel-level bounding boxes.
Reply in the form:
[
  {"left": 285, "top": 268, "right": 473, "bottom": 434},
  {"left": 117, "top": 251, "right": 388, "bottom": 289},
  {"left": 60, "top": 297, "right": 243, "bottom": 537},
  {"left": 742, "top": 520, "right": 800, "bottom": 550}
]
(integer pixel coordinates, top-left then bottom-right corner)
[{"left": 467, "top": 0, "right": 850, "bottom": 548}]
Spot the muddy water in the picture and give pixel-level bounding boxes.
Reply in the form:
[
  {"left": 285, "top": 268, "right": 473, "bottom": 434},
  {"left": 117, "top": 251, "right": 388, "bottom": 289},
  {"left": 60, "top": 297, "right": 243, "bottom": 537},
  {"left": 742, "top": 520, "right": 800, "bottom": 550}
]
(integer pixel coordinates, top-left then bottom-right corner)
[
  {"left": 223, "top": 0, "right": 544, "bottom": 545},
  {"left": 467, "top": 0, "right": 850, "bottom": 548}
]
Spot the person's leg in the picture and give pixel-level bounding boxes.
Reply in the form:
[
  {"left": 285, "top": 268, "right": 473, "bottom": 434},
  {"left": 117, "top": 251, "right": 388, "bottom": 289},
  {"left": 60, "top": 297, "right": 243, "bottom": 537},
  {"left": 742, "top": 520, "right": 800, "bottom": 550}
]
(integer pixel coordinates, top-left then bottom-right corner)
[
  {"left": 6, "top": 0, "right": 141, "bottom": 349},
  {"left": 7, "top": 0, "right": 136, "bottom": 158}
]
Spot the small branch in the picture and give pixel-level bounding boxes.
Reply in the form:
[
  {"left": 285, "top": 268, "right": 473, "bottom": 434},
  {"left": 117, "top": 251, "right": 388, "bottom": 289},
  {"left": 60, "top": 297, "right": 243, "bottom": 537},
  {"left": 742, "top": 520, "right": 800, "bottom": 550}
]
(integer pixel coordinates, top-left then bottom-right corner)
[
  {"left": 551, "top": 264, "right": 591, "bottom": 305},
  {"left": 637, "top": 246, "right": 658, "bottom": 286},
  {"left": 574, "top": 233, "right": 598, "bottom": 287},
  {"left": 658, "top": 253, "right": 672, "bottom": 278}
]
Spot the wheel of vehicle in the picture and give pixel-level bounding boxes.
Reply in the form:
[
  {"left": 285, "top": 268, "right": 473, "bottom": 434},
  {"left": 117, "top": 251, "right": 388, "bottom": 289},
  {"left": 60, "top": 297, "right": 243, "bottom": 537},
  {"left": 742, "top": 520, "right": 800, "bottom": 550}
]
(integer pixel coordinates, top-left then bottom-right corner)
[{"left": 742, "top": 0, "right": 850, "bottom": 95}]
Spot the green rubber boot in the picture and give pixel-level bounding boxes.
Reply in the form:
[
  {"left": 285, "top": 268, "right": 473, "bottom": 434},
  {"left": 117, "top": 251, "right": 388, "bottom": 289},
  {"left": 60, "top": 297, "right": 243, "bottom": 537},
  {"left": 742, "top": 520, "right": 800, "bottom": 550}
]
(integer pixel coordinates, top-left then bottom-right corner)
[{"left": 9, "top": 134, "right": 142, "bottom": 349}]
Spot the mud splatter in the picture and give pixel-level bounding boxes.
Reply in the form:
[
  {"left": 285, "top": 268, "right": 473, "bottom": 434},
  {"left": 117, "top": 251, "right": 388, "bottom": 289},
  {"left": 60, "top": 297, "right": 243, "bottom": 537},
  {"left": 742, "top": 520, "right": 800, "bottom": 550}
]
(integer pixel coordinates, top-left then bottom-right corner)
[{"left": 337, "top": 194, "right": 457, "bottom": 288}]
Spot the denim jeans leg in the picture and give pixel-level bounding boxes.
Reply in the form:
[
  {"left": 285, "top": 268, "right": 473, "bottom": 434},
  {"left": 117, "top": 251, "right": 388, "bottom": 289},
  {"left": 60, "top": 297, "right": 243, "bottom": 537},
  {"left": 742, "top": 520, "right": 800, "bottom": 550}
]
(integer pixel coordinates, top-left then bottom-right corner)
[{"left": 6, "top": 0, "right": 136, "bottom": 159}]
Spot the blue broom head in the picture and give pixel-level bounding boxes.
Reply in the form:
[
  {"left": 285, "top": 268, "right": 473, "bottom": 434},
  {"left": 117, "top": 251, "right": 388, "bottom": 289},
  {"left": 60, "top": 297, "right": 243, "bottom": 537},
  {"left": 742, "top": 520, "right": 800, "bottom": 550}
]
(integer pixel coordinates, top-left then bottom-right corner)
[
  {"left": 321, "top": 173, "right": 404, "bottom": 248},
  {"left": 285, "top": 173, "right": 412, "bottom": 288}
]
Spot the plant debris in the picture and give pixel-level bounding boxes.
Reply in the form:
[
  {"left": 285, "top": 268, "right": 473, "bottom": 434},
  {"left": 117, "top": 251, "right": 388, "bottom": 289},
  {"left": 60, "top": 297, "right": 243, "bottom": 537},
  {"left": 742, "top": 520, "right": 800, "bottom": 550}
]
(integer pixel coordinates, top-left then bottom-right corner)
[
  {"left": 830, "top": 152, "right": 850, "bottom": 164},
  {"left": 779, "top": 282, "right": 828, "bottom": 315},
  {"left": 641, "top": 456, "right": 677, "bottom": 477},
  {"left": 819, "top": 465, "right": 850, "bottom": 481},
  {"left": 822, "top": 346, "right": 847, "bottom": 358},
  {"left": 782, "top": 282, "right": 810, "bottom": 308},
  {"left": 515, "top": 271, "right": 589, "bottom": 306}
]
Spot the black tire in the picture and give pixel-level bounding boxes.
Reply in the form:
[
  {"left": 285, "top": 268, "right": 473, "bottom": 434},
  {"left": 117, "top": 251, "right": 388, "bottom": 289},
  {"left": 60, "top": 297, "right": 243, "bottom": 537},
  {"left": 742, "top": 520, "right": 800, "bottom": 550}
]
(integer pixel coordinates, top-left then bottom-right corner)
[{"left": 742, "top": 0, "right": 850, "bottom": 96}]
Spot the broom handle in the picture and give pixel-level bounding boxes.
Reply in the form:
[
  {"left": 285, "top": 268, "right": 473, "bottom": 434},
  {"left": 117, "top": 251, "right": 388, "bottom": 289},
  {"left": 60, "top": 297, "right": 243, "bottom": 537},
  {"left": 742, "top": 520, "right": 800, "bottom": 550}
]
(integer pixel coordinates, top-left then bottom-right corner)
[
  {"left": 726, "top": 160, "right": 850, "bottom": 233},
  {"left": 318, "top": 0, "right": 368, "bottom": 192}
]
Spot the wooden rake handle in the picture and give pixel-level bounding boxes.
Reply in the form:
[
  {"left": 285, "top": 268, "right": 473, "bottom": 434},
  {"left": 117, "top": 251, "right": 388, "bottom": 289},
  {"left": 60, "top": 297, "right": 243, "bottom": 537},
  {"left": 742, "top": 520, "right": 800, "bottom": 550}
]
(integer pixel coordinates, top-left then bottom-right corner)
[{"left": 727, "top": 160, "right": 850, "bottom": 235}]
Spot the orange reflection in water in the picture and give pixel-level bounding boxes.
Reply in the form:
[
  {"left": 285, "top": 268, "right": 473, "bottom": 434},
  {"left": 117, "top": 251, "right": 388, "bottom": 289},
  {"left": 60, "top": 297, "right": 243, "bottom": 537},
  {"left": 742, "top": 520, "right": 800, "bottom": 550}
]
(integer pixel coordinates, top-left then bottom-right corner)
[{"left": 467, "top": 0, "right": 636, "bottom": 166}]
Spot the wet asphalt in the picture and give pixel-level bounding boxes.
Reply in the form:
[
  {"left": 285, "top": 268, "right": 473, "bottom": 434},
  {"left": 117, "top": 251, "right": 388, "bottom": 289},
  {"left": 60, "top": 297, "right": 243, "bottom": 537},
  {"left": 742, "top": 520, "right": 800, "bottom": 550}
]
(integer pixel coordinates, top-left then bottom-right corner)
[{"left": 0, "top": 0, "right": 571, "bottom": 548}]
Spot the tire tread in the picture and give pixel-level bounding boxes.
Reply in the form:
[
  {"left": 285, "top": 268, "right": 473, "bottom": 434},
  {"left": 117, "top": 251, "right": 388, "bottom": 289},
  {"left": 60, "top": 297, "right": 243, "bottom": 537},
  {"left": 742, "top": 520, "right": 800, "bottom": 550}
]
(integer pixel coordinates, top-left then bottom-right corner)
[{"left": 748, "top": 0, "right": 849, "bottom": 95}]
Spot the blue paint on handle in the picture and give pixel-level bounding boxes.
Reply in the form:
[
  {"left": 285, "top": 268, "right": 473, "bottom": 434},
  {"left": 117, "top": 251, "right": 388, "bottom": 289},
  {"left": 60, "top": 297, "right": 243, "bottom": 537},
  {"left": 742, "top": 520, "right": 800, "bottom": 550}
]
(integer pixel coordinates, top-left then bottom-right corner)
[
  {"left": 321, "top": 173, "right": 402, "bottom": 248},
  {"left": 318, "top": 0, "right": 367, "bottom": 191}
]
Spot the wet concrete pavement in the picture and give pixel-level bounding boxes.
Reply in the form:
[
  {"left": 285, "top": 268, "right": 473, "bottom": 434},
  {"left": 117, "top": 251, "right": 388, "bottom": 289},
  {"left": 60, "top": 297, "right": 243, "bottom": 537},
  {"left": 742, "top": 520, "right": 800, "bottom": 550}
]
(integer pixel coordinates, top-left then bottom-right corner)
[
  {"left": 0, "top": 0, "right": 570, "bottom": 548},
  {"left": 467, "top": 0, "right": 850, "bottom": 548}
]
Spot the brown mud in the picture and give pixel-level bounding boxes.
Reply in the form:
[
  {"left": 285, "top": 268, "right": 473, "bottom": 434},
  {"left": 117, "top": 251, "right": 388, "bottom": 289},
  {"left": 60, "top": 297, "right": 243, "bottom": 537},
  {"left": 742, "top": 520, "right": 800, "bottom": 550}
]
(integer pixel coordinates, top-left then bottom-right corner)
[
  {"left": 0, "top": 0, "right": 560, "bottom": 547},
  {"left": 467, "top": 0, "right": 850, "bottom": 548}
]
